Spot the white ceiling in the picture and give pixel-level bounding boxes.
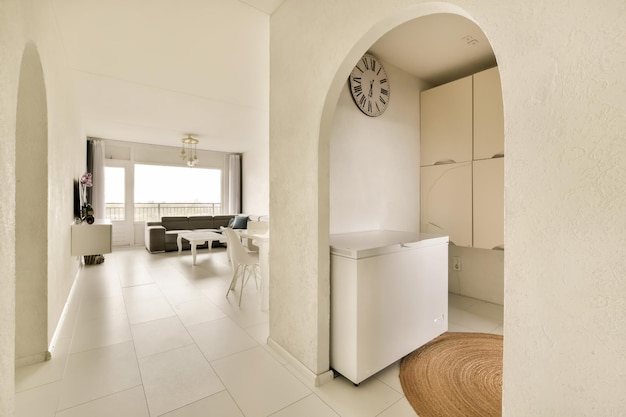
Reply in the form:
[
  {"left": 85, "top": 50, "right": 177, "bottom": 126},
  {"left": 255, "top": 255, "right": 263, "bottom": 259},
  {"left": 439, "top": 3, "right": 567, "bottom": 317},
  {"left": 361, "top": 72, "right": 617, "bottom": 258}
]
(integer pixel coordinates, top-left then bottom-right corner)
[
  {"left": 52, "top": 3, "right": 494, "bottom": 153},
  {"left": 237, "top": 0, "right": 285, "bottom": 14},
  {"left": 370, "top": 13, "right": 496, "bottom": 86},
  {"left": 52, "top": 0, "right": 274, "bottom": 153}
]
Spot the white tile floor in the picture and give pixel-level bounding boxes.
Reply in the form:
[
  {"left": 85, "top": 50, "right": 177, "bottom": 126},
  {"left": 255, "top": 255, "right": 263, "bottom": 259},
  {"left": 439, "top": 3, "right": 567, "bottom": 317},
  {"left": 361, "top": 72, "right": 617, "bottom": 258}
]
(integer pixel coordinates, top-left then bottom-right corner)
[{"left": 15, "top": 246, "right": 503, "bottom": 417}]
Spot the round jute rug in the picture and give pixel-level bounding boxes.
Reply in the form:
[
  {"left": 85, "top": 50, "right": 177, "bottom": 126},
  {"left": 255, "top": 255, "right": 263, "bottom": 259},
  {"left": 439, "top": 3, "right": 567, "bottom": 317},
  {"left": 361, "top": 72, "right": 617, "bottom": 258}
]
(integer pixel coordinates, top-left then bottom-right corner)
[{"left": 399, "top": 332, "right": 503, "bottom": 417}]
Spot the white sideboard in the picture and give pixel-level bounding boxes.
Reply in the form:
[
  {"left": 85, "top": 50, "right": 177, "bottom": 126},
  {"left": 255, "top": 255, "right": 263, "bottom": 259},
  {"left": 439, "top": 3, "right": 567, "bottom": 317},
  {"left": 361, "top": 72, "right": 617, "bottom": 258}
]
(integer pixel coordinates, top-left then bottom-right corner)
[{"left": 71, "top": 219, "right": 112, "bottom": 256}]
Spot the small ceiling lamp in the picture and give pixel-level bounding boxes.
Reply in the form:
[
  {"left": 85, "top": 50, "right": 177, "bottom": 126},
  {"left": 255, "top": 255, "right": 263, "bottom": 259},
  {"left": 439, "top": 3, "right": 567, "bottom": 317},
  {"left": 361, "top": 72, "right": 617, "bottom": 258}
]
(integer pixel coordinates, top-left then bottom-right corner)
[{"left": 180, "top": 135, "right": 199, "bottom": 167}]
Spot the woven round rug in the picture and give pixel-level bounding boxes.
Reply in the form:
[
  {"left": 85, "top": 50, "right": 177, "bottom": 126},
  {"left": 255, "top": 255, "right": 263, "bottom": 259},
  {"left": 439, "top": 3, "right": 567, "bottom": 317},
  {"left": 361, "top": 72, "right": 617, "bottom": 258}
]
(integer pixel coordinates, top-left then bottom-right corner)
[{"left": 399, "top": 332, "right": 503, "bottom": 417}]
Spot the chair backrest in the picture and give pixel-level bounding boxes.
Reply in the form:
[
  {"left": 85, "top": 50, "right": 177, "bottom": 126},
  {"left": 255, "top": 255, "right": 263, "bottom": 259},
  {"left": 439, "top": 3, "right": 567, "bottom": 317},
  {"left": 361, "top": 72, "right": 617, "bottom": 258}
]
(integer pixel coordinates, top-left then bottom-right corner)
[
  {"left": 221, "top": 227, "right": 234, "bottom": 268},
  {"left": 223, "top": 228, "right": 256, "bottom": 266}
]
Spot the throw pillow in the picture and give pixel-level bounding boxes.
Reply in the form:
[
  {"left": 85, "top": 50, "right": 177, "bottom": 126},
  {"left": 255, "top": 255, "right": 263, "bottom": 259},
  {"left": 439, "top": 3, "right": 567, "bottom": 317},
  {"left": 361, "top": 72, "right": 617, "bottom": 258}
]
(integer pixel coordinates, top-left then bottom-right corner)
[
  {"left": 227, "top": 217, "right": 235, "bottom": 228},
  {"left": 232, "top": 215, "right": 248, "bottom": 229}
]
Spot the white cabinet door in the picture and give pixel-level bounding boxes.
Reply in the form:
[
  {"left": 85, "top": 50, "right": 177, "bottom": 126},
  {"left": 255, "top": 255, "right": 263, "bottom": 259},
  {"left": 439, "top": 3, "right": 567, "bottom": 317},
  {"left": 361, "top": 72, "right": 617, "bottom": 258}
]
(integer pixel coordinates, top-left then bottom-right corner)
[
  {"left": 473, "top": 67, "right": 504, "bottom": 160},
  {"left": 420, "top": 76, "right": 473, "bottom": 166},
  {"left": 473, "top": 158, "right": 504, "bottom": 250},
  {"left": 420, "top": 162, "right": 472, "bottom": 247},
  {"left": 71, "top": 220, "right": 113, "bottom": 256}
]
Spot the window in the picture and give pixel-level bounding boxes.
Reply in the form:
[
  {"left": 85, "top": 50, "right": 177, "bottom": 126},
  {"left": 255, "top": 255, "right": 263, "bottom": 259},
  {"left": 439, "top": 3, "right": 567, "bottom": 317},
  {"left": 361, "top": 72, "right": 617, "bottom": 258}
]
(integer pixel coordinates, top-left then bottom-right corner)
[
  {"left": 134, "top": 164, "right": 222, "bottom": 221},
  {"left": 104, "top": 166, "right": 125, "bottom": 220}
]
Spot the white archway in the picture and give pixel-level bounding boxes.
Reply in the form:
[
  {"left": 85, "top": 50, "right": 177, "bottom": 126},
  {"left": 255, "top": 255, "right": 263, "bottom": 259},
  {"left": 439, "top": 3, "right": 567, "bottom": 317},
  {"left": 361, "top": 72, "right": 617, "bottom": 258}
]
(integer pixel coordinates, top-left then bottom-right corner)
[
  {"left": 316, "top": 3, "right": 500, "bottom": 374},
  {"left": 15, "top": 41, "right": 49, "bottom": 366},
  {"left": 270, "top": 0, "right": 625, "bottom": 411}
]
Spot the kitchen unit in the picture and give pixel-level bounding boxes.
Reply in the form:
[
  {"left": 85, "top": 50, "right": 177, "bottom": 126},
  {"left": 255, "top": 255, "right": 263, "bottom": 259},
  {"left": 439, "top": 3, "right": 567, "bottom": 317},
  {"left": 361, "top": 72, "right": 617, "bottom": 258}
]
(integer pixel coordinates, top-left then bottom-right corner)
[
  {"left": 330, "top": 230, "right": 449, "bottom": 385},
  {"left": 420, "top": 66, "right": 504, "bottom": 250}
]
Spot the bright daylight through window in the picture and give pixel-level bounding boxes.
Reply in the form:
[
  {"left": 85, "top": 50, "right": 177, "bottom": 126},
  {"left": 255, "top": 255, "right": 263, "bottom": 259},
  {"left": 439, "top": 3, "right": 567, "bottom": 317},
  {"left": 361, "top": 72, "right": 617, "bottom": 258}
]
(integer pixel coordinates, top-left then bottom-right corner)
[
  {"left": 104, "top": 166, "right": 125, "bottom": 221},
  {"left": 134, "top": 164, "right": 221, "bottom": 221},
  {"left": 104, "top": 164, "right": 222, "bottom": 222}
]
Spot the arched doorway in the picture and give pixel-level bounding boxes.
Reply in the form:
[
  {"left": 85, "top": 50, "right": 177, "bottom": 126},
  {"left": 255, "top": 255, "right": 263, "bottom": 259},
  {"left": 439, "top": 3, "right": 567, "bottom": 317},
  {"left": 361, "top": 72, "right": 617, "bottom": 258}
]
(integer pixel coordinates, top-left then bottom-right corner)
[
  {"left": 15, "top": 41, "right": 49, "bottom": 366},
  {"left": 319, "top": 3, "right": 503, "bottom": 375}
]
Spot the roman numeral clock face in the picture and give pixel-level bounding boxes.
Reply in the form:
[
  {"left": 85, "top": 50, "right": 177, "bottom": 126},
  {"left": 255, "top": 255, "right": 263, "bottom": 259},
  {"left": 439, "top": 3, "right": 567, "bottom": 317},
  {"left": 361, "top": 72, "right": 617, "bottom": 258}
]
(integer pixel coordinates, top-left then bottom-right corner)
[{"left": 349, "top": 54, "right": 390, "bottom": 117}]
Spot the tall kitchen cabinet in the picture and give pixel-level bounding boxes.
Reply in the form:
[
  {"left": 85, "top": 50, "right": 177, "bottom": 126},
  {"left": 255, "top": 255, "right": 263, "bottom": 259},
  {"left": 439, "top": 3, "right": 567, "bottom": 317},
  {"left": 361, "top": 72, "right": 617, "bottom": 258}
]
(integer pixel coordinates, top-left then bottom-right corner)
[{"left": 420, "top": 67, "right": 504, "bottom": 250}]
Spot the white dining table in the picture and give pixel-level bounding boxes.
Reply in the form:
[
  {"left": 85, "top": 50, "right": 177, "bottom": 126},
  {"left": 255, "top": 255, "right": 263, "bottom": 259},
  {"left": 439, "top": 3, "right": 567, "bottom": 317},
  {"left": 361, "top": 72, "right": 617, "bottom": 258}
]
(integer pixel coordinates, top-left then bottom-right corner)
[{"left": 236, "top": 229, "right": 270, "bottom": 311}]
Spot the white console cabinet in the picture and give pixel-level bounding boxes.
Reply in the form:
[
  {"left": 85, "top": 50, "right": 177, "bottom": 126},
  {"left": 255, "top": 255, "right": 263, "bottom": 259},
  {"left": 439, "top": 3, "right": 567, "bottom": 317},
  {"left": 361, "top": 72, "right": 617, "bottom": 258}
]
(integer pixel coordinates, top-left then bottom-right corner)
[{"left": 71, "top": 219, "right": 112, "bottom": 256}]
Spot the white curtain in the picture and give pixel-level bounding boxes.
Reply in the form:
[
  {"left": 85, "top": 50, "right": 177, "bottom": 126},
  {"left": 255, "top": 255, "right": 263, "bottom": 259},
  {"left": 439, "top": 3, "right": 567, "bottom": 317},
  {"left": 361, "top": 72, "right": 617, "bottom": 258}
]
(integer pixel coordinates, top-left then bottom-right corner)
[
  {"left": 90, "top": 139, "right": 106, "bottom": 219},
  {"left": 228, "top": 153, "right": 241, "bottom": 214}
]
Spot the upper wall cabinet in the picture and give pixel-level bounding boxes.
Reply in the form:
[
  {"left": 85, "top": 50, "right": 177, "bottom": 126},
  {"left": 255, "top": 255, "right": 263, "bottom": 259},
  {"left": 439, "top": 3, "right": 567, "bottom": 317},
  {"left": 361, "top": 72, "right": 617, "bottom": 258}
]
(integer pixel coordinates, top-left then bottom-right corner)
[
  {"left": 420, "top": 76, "right": 473, "bottom": 166},
  {"left": 420, "top": 66, "right": 504, "bottom": 250},
  {"left": 473, "top": 67, "right": 504, "bottom": 160}
]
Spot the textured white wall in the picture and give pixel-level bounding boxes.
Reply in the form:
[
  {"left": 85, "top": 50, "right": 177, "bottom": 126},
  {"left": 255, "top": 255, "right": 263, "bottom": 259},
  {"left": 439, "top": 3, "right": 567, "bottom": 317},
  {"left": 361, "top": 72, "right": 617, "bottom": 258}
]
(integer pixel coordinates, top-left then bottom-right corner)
[
  {"left": 497, "top": 1, "right": 626, "bottom": 414},
  {"left": 271, "top": 0, "right": 626, "bottom": 414},
  {"left": 14, "top": 42, "right": 49, "bottom": 365},
  {"left": 330, "top": 61, "right": 424, "bottom": 235},
  {"left": 449, "top": 245, "right": 504, "bottom": 305},
  {"left": 0, "top": 0, "right": 21, "bottom": 412},
  {"left": 1, "top": 0, "right": 85, "bottom": 412},
  {"left": 21, "top": 0, "right": 85, "bottom": 347},
  {"left": 242, "top": 140, "right": 270, "bottom": 215}
]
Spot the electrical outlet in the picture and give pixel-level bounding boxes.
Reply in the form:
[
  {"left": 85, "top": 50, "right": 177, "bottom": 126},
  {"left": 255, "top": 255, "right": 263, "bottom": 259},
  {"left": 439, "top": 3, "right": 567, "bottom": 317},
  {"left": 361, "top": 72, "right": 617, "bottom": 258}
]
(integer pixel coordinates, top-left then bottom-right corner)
[{"left": 452, "top": 256, "right": 462, "bottom": 271}]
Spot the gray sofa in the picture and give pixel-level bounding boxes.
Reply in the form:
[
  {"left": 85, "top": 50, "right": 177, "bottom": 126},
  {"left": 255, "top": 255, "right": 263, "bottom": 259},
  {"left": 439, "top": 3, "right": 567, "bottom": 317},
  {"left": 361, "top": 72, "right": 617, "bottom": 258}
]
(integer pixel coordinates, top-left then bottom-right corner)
[{"left": 145, "top": 215, "right": 240, "bottom": 253}]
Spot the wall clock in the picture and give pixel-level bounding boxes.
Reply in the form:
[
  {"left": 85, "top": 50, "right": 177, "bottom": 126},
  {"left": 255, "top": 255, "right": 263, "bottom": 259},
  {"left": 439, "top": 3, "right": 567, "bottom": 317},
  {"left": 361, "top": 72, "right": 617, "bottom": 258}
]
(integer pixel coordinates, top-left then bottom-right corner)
[{"left": 349, "top": 53, "right": 390, "bottom": 117}]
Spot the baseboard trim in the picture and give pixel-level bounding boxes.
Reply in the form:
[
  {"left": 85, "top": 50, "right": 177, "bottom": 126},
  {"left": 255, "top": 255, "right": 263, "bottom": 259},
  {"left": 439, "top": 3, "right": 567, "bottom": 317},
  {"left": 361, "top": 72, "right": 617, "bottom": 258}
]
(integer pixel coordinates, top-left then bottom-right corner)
[
  {"left": 15, "top": 351, "right": 48, "bottom": 368},
  {"left": 267, "top": 337, "right": 335, "bottom": 387},
  {"left": 15, "top": 262, "right": 82, "bottom": 369},
  {"left": 48, "top": 264, "right": 81, "bottom": 357}
]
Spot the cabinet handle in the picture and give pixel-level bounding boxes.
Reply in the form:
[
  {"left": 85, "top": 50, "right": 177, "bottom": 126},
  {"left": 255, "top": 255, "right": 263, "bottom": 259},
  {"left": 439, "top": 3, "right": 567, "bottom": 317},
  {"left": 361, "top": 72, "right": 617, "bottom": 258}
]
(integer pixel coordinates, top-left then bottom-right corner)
[
  {"left": 492, "top": 245, "right": 505, "bottom": 251},
  {"left": 492, "top": 153, "right": 504, "bottom": 158},
  {"left": 434, "top": 159, "right": 456, "bottom": 165},
  {"left": 427, "top": 222, "right": 443, "bottom": 231}
]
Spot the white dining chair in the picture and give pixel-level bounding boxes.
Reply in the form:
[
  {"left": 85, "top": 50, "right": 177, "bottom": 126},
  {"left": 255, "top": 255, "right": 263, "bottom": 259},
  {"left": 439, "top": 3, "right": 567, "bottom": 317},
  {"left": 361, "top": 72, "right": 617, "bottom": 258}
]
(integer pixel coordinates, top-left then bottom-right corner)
[
  {"left": 244, "top": 221, "right": 269, "bottom": 252},
  {"left": 223, "top": 227, "right": 261, "bottom": 306}
]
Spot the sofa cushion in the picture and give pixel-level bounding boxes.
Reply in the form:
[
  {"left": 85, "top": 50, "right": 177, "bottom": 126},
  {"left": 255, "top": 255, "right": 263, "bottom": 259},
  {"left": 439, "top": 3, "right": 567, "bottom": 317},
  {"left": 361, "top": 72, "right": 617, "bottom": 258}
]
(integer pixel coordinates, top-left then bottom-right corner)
[
  {"left": 161, "top": 216, "right": 190, "bottom": 230},
  {"left": 188, "top": 216, "right": 214, "bottom": 230},
  {"left": 145, "top": 225, "right": 166, "bottom": 253},
  {"left": 214, "top": 215, "right": 236, "bottom": 229},
  {"left": 232, "top": 215, "right": 249, "bottom": 229}
]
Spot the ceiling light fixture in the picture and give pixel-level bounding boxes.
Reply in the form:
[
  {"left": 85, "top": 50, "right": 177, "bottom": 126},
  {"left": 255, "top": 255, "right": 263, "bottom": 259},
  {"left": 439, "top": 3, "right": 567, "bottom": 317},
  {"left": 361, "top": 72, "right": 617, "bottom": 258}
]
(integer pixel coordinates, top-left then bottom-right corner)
[{"left": 180, "top": 135, "right": 199, "bottom": 167}]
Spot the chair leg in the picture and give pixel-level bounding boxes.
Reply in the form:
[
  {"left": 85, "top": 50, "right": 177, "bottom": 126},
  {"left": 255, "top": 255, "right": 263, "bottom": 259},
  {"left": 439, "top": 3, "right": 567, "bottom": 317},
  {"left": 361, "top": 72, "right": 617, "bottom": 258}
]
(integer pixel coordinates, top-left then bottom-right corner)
[
  {"left": 226, "top": 265, "right": 241, "bottom": 298},
  {"left": 228, "top": 264, "right": 261, "bottom": 306},
  {"left": 239, "top": 266, "right": 248, "bottom": 306},
  {"left": 253, "top": 264, "right": 261, "bottom": 291}
]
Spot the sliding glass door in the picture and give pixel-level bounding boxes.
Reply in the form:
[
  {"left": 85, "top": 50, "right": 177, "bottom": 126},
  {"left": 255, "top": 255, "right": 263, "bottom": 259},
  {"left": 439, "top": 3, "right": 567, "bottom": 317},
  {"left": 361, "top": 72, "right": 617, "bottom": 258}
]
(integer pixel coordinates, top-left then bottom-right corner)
[
  {"left": 104, "top": 160, "right": 134, "bottom": 246},
  {"left": 104, "top": 160, "right": 223, "bottom": 247}
]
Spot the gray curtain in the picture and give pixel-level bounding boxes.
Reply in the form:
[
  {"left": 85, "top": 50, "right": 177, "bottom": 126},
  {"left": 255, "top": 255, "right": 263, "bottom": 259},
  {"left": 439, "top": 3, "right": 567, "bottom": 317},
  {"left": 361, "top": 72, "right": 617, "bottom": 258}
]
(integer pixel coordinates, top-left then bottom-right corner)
[
  {"left": 228, "top": 153, "right": 241, "bottom": 214},
  {"left": 87, "top": 138, "right": 106, "bottom": 219}
]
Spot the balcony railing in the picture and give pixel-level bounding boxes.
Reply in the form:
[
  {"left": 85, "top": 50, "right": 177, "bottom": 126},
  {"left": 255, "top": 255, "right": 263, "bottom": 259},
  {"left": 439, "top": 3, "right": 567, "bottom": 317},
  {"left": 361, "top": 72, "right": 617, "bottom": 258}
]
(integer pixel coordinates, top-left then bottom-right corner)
[{"left": 106, "top": 203, "right": 222, "bottom": 222}]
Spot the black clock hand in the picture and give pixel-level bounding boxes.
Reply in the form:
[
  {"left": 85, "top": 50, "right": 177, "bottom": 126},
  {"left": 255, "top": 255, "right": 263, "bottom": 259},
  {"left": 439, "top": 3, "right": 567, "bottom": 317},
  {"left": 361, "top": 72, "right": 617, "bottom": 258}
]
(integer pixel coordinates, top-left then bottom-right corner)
[{"left": 368, "top": 80, "right": 374, "bottom": 97}]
